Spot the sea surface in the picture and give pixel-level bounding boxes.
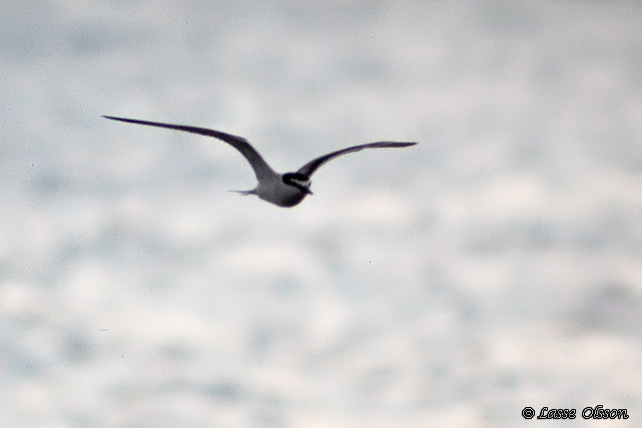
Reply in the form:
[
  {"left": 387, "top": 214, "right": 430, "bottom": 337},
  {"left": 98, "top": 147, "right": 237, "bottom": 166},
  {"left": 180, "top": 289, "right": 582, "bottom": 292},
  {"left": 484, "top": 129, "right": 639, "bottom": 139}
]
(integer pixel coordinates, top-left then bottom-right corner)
[{"left": 2, "top": 1, "right": 641, "bottom": 427}]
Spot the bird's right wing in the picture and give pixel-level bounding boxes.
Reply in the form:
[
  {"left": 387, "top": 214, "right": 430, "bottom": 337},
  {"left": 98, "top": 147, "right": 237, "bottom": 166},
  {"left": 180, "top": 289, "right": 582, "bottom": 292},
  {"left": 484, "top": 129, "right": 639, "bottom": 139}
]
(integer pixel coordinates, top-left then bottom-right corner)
[
  {"left": 296, "top": 141, "right": 417, "bottom": 177},
  {"left": 103, "top": 116, "right": 276, "bottom": 181}
]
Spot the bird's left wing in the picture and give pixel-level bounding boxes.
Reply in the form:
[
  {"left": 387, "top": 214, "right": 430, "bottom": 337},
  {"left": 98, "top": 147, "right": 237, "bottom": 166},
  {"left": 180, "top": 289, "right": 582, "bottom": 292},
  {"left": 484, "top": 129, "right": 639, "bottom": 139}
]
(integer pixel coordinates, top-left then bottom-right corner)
[
  {"left": 296, "top": 141, "right": 417, "bottom": 177},
  {"left": 103, "top": 116, "right": 276, "bottom": 181}
]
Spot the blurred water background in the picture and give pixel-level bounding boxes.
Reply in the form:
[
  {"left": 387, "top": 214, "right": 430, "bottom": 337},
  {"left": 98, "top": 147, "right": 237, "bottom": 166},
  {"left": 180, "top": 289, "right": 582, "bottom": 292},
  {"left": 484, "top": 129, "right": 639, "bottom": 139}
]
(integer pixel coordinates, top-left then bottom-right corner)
[{"left": 2, "top": 1, "right": 641, "bottom": 427}]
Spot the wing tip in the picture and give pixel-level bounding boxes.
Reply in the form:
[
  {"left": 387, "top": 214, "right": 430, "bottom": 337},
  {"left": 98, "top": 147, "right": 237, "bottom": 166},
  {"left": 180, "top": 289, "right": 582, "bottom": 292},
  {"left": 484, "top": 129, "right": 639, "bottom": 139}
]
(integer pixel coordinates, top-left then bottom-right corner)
[
  {"left": 103, "top": 115, "right": 125, "bottom": 122},
  {"left": 378, "top": 141, "right": 418, "bottom": 147}
]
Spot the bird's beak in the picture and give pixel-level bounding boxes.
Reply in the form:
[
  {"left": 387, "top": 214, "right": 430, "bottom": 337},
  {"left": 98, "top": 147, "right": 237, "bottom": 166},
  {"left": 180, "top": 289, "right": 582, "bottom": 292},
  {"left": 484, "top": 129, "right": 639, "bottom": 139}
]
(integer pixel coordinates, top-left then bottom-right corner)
[{"left": 306, "top": 187, "right": 313, "bottom": 195}]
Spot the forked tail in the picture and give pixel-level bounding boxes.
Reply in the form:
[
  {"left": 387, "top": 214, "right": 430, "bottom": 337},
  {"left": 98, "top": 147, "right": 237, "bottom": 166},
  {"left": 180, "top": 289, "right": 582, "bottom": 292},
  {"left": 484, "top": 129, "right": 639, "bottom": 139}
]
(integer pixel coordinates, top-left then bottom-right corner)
[{"left": 227, "top": 189, "right": 256, "bottom": 196}]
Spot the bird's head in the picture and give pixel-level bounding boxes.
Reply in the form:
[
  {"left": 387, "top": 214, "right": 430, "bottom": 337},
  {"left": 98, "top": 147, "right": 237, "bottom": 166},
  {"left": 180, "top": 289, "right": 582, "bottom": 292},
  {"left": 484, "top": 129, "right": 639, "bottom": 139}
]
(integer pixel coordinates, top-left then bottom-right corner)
[{"left": 282, "top": 172, "right": 313, "bottom": 195}]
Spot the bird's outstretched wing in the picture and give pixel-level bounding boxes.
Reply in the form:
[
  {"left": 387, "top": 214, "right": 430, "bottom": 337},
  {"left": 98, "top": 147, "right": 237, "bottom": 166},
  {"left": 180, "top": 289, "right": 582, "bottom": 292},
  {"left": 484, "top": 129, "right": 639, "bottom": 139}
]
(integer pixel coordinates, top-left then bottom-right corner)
[
  {"left": 296, "top": 141, "right": 417, "bottom": 177},
  {"left": 103, "top": 116, "right": 276, "bottom": 181}
]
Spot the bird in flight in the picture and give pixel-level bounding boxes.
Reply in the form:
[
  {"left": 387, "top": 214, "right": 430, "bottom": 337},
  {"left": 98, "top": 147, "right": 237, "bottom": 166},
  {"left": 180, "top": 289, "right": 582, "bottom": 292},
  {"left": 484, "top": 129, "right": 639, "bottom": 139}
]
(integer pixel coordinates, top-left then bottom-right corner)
[{"left": 104, "top": 115, "right": 417, "bottom": 208}]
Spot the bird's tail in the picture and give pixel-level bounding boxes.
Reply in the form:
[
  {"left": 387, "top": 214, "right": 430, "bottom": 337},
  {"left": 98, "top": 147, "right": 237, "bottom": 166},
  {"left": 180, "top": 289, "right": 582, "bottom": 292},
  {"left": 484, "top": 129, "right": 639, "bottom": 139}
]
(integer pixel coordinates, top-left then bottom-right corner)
[{"left": 227, "top": 189, "right": 256, "bottom": 196}]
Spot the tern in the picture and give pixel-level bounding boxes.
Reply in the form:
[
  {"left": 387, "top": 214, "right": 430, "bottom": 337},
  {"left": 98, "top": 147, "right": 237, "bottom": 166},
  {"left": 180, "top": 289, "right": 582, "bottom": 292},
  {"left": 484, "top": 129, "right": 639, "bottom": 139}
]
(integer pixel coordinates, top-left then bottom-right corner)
[{"left": 104, "top": 115, "right": 417, "bottom": 207}]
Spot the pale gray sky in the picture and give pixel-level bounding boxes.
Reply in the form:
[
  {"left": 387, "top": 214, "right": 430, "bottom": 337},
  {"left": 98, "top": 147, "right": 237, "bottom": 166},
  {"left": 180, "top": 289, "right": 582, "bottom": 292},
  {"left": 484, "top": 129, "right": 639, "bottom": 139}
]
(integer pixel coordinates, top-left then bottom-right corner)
[{"left": 2, "top": 1, "right": 641, "bottom": 427}]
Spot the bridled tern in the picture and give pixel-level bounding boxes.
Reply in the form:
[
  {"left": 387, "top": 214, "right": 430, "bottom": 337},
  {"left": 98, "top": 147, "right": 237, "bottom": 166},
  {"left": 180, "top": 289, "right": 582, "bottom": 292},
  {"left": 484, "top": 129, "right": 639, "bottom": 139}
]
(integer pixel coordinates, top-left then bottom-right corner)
[{"left": 104, "top": 115, "right": 417, "bottom": 208}]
